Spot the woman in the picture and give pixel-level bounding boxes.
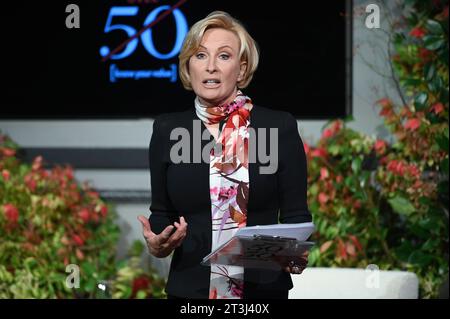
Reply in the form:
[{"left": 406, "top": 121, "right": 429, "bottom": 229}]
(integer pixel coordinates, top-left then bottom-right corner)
[{"left": 138, "top": 11, "right": 312, "bottom": 299}]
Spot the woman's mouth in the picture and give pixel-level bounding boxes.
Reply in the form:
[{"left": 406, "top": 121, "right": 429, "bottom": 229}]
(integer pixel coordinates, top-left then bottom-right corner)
[{"left": 202, "top": 79, "right": 221, "bottom": 88}]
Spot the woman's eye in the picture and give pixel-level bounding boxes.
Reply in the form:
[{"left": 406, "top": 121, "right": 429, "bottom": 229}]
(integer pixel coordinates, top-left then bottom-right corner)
[
  {"left": 219, "top": 54, "right": 230, "bottom": 60},
  {"left": 195, "top": 53, "right": 206, "bottom": 59}
]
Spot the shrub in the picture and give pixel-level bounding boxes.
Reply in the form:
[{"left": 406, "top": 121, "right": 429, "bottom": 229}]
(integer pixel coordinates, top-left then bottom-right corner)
[
  {"left": 306, "top": 0, "right": 448, "bottom": 298},
  {"left": 0, "top": 133, "right": 165, "bottom": 298}
]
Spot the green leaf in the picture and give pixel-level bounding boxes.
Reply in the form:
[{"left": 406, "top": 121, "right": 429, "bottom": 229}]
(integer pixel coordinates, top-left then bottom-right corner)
[
  {"left": 308, "top": 247, "right": 320, "bottom": 266},
  {"left": 418, "top": 196, "right": 432, "bottom": 206},
  {"left": 128, "top": 240, "right": 145, "bottom": 257},
  {"left": 424, "top": 35, "right": 445, "bottom": 51},
  {"left": 328, "top": 144, "right": 341, "bottom": 156},
  {"left": 19, "top": 164, "right": 29, "bottom": 176},
  {"left": 414, "top": 92, "right": 428, "bottom": 110},
  {"left": 406, "top": 10, "right": 418, "bottom": 23},
  {"left": 325, "top": 226, "right": 339, "bottom": 238},
  {"left": 122, "top": 286, "right": 132, "bottom": 298},
  {"left": 422, "top": 238, "right": 439, "bottom": 251},
  {"left": 336, "top": 206, "right": 347, "bottom": 216},
  {"left": 360, "top": 171, "right": 370, "bottom": 185},
  {"left": 408, "top": 251, "right": 433, "bottom": 267},
  {"left": 310, "top": 201, "right": 320, "bottom": 213},
  {"left": 84, "top": 279, "right": 96, "bottom": 293},
  {"left": 426, "top": 20, "right": 443, "bottom": 35},
  {"left": 115, "top": 260, "right": 128, "bottom": 270},
  {"left": 343, "top": 115, "right": 354, "bottom": 123},
  {"left": 317, "top": 219, "right": 328, "bottom": 235},
  {"left": 351, "top": 157, "right": 362, "bottom": 174},
  {"left": 428, "top": 75, "right": 443, "bottom": 93},
  {"left": 345, "top": 176, "right": 357, "bottom": 192},
  {"left": 81, "top": 262, "right": 96, "bottom": 277},
  {"left": 309, "top": 183, "right": 319, "bottom": 196},
  {"left": 418, "top": 217, "right": 439, "bottom": 232},
  {"left": 388, "top": 196, "right": 416, "bottom": 215},
  {"left": 436, "top": 135, "right": 449, "bottom": 152},
  {"left": 424, "top": 62, "right": 436, "bottom": 81},
  {"left": 136, "top": 290, "right": 147, "bottom": 299},
  {"left": 403, "top": 78, "right": 422, "bottom": 87},
  {"left": 395, "top": 241, "right": 414, "bottom": 262}
]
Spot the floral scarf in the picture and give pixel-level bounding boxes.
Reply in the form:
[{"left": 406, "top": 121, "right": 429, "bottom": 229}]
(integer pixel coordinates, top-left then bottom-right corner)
[{"left": 195, "top": 90, "right": 253, "bottom": 299}]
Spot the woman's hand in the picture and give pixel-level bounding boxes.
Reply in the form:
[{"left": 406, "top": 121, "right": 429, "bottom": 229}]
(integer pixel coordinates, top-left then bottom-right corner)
[
  {"left": 283, "top": 250, "right": 309, "bottom": 275},
  {"left": 138, "top": 215, "right": 188, "bottom": 258}
]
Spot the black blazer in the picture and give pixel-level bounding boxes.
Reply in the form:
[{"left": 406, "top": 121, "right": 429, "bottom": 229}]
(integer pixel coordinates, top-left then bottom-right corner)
[{"left": 148, "top": 105, "right": 312, "bottom": 299}]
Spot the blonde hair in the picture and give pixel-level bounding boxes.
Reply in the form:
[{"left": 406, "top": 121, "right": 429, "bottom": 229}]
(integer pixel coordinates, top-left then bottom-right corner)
[{"left": 178, "top": 11, "right": 259, "bottom": 90}]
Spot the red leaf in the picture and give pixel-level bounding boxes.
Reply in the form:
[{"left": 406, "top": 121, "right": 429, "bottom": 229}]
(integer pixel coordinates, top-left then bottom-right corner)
[
  {"left": 75, "top": 248, "right": 84, "bottom": 260},
  {"left": 311, "top": 148, "right": 327, "bottom": 158},
  {"left": 379, "top": 107, "right": 393, "bottom": 117},
  {"left": 318, "top": 192, "right": 329, "bottom": 204},
  {"left": 409, "top": 27, "right": 426, "bottom": 38},
  {"left": 2, "top": 148, "right": 16, "bottom": 157},
  {"left": 320, "top": 167, "right": 329, "bottom": 180},
  {"left": 303, "top": 142, "right": 310, "bottom": 155},
  {"left": 78, "top": 209, "right": 90, "bottom": 223},
  {"left": 376, "top": 98, "right": 392, "bottom": 108},
  {"left": 346, "top": 242, "right": 356, "bottom": 257},
  {"left": 374, "top": 139, "right": 387, "bottom": 155},
  {"left": 72, "top": 234, "right": 84, "bottom": 246},
  {"left": 322, "top": 128, "right": 333, "bottom": 139},
  {"left": 430, "top": 103, "right": 444, "bottom": 115},
  {"left": 3, "top": 203, "right": 19, "bottom": 224},
  {"left": 348, "top": 235, "right": 363, "bottom": 252},
  {"left": 131, "top": 276, "right": 151, "bottom": 298},
  {"left": 418, "top": 48, "right": 432, "bottom": 59},
  {"left": 32, "top": 156, "right": 43, "bottom": 171},
  {"left": 2, "top": 169, "right": 10, "bottom": 181},
  {"left": 100, "top": 205, "right": 108, "bottom": 218},
  {"left": 320, "top": 240, "right": 333, "bottom": 253},
  {"left": 404, "top": 118, "right": 421, "bottom": 131},
  {"left": 337, "top": 238, "right": 347, "bottom": 260}
]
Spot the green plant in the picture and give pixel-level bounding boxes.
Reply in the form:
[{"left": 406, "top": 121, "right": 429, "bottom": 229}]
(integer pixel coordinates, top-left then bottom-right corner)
[
  {"left": 110, "top": 241, "right": 167, "bottom": 299},
  {"left": 0, "top": 133, "right": 166, "bottom": 298},
  {"left": 305, "top": 0, "right": 448, "bottom": 298}
]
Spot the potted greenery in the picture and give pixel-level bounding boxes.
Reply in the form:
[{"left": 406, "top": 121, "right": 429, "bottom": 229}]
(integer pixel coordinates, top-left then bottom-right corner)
[
  {"left": 305, "top": 0, "right": 448, "bottom": 298},
  {"left": 0, "top": 133, "right": 166, "bottom": 298}
]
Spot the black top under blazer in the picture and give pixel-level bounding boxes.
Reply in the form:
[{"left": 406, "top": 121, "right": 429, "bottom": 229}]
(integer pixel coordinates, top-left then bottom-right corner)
[{"left": 148, "top": 104, "right": 312, "bottom": 299}]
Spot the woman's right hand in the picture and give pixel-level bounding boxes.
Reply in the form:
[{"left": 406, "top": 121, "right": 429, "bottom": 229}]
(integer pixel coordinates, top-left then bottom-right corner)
[{"left": 137, "top": 215, "right": 188, "bottom": 258}]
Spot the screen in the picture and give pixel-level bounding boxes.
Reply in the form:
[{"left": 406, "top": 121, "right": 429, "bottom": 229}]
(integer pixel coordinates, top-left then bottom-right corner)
[{"left": 1, "top": 0, "right": 350, "bottom": 119}]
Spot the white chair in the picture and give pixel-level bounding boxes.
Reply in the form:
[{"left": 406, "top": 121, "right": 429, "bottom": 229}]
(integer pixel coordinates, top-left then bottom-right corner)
[{"left": 289, "top": 267, "right": 419, "bottom": 299}]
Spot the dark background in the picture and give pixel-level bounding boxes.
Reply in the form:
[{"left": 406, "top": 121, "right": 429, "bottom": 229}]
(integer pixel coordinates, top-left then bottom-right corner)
[{"left": 1, "top": 0, "right": 350, "bottom": 119}]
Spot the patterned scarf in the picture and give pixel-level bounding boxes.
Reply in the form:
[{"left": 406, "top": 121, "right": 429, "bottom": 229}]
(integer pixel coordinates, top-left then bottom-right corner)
[{"left": 195, "top": 90, "right": 253, "bottom": 299}]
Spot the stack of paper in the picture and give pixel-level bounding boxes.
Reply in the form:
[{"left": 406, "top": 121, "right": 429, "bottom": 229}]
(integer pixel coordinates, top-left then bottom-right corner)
[{"left": 201, "top": 222, "right": 315, "bottom": 270}]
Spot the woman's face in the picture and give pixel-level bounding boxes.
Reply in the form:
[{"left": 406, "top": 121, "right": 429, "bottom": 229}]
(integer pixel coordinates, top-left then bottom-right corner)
[{"left": 189, "top": 28, "right": 246, "bottom": 108}]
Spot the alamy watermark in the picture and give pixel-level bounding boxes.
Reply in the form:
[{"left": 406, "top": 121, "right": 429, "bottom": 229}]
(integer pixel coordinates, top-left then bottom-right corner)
[
  {"left": 365, "top": 4, "right": 380, "bottom": 29},
  {"left": 365, "top": 264, "right": 380, "bottom": 289},
  {"left": 65, "top": 264, "right": 80, "bottom": 288},
  {"left": 168, "top": 120, "right": 279, "bottom": 174},
  {"left": 65, "top": 4, "right": 80, "bottom": 29}
]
